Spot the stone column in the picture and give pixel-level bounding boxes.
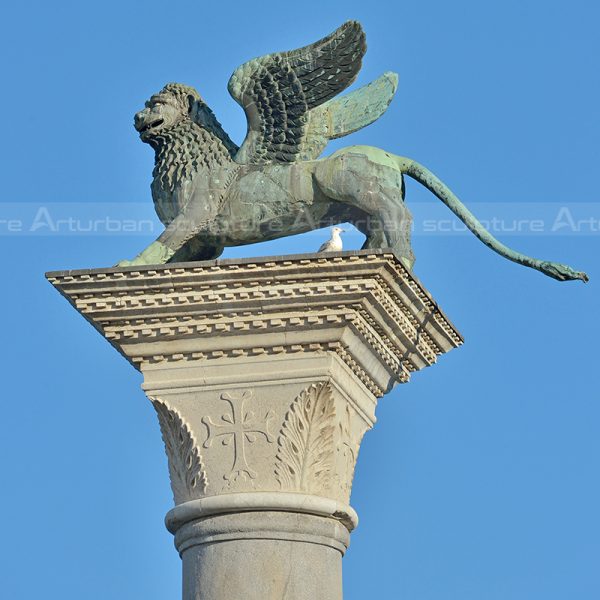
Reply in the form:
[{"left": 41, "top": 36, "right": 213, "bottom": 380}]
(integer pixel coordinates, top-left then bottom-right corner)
[{"left": 47, "top": 249, "right": 461, "bottom": 600}]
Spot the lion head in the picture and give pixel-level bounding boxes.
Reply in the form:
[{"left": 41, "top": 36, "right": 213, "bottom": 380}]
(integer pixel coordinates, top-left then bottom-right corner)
[{"left": 134, "top": 83, "right": 201, "bottom": 142}]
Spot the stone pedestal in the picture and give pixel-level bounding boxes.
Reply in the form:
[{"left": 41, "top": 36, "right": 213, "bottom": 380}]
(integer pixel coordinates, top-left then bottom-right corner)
[{"left": 47, "top": 249, "right": 462, "bottom": 600}]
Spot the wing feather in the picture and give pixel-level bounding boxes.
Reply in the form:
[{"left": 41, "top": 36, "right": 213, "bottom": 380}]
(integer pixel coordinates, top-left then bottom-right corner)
[
  {"left": 229, "top": 21, "right": 366, "bottom": 164},
  {"left": 297, "top": 71, "right": 399, "bottom": 161}
]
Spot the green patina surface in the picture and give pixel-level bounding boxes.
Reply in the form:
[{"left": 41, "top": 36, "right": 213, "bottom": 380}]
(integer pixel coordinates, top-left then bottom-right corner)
[{"left": 119, "top": 21, "right": 587, "bottom": 283}]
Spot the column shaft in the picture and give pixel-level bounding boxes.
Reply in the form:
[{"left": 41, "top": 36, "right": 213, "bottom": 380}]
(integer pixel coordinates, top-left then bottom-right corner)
[{"left": 178, "top": 511, "right": 347, "bottom": 600}]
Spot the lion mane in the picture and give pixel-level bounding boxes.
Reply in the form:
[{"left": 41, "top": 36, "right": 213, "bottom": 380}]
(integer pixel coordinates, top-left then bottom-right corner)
[{"left": 145, "top": 83, "right": 236, "bottom": 224}]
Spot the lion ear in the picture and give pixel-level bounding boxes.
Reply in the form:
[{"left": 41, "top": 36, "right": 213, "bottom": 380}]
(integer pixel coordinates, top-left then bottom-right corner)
[{"left": 187, "top": 95, "right": 196, "bottom": 114}]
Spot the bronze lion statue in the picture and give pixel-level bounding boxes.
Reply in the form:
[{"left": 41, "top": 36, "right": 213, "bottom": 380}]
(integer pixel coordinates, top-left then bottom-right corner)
[{"left": 119, "top": 21, "right": 587, "bottom": 282}]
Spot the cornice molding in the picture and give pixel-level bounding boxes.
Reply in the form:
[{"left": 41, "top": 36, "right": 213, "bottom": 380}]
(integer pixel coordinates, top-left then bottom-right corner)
[{"left": 47, "top": 250, "right": 462, "bottom": 395}]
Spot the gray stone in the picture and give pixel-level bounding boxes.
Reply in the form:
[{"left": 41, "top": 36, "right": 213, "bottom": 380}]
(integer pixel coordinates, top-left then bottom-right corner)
[
  {"left": 47, "top": 250, "right": 462, "bottom": 599},
  {"left": 178, "top": 512, "right": 347, "bottom": 600}
]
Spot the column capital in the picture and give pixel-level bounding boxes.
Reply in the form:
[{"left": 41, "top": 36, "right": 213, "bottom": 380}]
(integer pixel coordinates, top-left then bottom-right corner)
[{"left": 47, "top": 249, "right": 462, "bottom": 506}]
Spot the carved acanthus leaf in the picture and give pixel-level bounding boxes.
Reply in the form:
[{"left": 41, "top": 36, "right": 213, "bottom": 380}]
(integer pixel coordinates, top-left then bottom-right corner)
[
  {"left": 338, "top": 405, "right": 365, "bottom": 498},
  {"left": 275, "top": 382, "right": 336, "bottom": 494},
  {"left": 152, "top": 399, "right": 208, "bottom": 504}
]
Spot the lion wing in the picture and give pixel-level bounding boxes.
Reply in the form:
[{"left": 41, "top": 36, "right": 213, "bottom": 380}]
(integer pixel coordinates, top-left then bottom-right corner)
[
  {"left": 228, "top": 21, "right": 366, "bottom": 164},
  {"left": 297, "top": 71, "right": 398, "bottom": 161}
]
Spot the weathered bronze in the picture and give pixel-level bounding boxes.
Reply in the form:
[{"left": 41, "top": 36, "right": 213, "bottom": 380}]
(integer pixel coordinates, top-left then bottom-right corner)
[{"left": 119, "top": 21, "right": 587, "bottom": 282}]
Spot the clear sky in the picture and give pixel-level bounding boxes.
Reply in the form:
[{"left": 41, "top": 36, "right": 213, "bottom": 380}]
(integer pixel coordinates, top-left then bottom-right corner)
[{"left": 1, "top": 1, "right": 598, "bottom": 598}]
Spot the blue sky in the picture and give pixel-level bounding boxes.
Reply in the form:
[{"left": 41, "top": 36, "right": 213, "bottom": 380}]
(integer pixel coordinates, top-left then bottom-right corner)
[{"left": 1, "top": 1, "right": 598, "bottom": 598}]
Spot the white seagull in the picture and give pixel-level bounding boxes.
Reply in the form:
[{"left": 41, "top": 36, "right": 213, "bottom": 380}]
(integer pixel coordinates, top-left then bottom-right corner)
[{"left": 318, "top": 226, "right": 345, "bottom": 253}]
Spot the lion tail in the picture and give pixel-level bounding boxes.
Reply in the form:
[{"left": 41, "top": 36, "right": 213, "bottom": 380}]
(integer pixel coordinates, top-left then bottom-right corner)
[{"left": 393, "top": 156, "right": 588, "bottom": 282}]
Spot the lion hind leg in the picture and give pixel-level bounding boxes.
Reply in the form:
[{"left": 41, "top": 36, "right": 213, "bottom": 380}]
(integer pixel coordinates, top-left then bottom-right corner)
[{"left": 314, "top": 148, "right": 415, "bottom": 267}]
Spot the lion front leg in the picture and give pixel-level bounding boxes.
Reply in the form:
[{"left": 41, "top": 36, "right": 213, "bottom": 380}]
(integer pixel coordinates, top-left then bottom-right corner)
[
  {"left": 117, "top": 241, "right": 175, "bottom": 267},
  {"left": 116, "top": 213, "right": 223, "bottom": 267}
]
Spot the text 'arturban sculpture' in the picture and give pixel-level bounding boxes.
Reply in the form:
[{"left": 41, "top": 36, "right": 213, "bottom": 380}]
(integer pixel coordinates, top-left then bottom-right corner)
[{"left": 119, "top": 21, "right": 588, "bottom": 282}]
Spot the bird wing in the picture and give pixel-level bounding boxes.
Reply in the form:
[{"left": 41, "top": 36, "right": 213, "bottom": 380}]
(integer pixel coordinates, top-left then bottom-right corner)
[
  {"left": 228, "top": 21, "right": 366, "bottom": 165},
  {"left": 318, "top": 236, "right": 343, "bottom": 252}
]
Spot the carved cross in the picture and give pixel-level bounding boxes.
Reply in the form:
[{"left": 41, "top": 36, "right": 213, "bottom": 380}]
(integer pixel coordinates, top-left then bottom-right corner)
[{"left": 202, "top": 390, "right": 274, "bottom": 482}]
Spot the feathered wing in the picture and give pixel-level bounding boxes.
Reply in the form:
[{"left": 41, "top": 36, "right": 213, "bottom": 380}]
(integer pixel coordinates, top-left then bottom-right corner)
[
  {"left": 228, "top": 21, "right": 367, "bottom": 164},
  {"left": 297, "top": 71, "right": 398, "bottom": 161}
]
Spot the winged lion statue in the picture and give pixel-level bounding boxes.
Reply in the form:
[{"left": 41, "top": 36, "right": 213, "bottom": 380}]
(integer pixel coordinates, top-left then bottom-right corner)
[{"left": 119, "top": 21, "right": 588, "bottom": 282}]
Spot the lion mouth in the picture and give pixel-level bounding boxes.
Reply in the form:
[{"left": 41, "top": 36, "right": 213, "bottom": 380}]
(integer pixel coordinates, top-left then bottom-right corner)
[{"left": 139, "top": 118, "right": 165, "bottom": 134}]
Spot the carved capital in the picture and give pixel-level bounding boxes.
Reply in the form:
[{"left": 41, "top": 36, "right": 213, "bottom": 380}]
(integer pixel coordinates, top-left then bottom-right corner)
[
  {"left": 150, "top": 380, "right": 368, "bottom": 506},
  {"left": 47, "top": 251, "right": 460, "bottom": 513}
]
